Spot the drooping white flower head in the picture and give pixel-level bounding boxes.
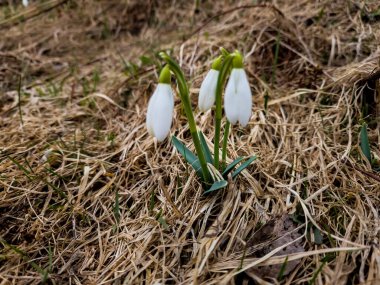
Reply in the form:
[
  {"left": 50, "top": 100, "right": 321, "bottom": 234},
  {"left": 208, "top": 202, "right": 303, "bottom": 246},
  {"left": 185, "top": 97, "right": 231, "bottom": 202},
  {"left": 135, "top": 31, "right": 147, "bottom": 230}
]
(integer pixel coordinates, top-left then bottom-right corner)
[
  {"left": 22, "top": 0, "right": 29, "bottom": 7},
  {"left": 198, "top": 57, "right": 222, "bottom": 112},
  {"left": 146, "top": 66, "right": 174, "bottom": 142},
  {"left": 224, "top": 53, "right": 252, "bottom": 127}
]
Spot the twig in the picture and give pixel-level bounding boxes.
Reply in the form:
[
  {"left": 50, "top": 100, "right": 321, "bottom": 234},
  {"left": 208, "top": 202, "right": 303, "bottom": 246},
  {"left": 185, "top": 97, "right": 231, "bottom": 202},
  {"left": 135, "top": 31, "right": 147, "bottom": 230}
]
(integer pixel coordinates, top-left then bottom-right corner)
[{"left": 343, "top": 159, "right": 380, "bottom": 183}]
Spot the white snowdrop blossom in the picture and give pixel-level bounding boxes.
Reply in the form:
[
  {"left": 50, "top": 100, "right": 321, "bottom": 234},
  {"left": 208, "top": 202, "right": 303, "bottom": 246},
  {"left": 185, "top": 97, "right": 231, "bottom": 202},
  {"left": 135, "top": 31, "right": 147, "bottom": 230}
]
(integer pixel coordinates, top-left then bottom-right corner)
[
  {"left": 22, "top": 0, "right": 29, "bottom": 7},
  {"left": 224, "top": 68, "right": 252, "bottom": 127},
  {"left": 146, "top": 83, "right": 174, "bottom": 142},
  {"left": 198, "top": 69, "right": 219, "bottom": 112}
]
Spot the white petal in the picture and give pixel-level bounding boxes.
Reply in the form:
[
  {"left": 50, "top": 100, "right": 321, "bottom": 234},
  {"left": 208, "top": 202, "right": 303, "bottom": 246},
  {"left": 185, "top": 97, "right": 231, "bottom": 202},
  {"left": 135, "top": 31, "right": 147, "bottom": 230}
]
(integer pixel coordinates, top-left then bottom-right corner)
[
  {"left": 146, "top": 83, "right": 174, "bottom": 142},
  {"left": 146, "top": 87, "right": 158, "bottom": 136},
  {"left": 224, "top": 69, "right": 240, "bottom": 124},
  {"left": 235, "top": 69, "right": 252, "bottom": 127},
  {"left": 198, "top": 69, "right": 219, "bottom": 112},
  {"left": 22, "top": 0, "right": 29, "bottom": 7}
]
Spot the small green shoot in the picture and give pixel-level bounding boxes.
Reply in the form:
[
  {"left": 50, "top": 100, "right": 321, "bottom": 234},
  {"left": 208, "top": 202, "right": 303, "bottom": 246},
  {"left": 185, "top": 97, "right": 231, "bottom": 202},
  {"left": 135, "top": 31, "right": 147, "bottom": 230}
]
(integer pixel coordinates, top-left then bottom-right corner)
[
  {"left": 156, "top": 209, "right": 169, "bottom": 230},
  {"left": 264, "top": 91, "right": 269, "bottom": 115},
  {"left": 92, "top": 69, "right": 100, "bottom": 92},
  {"left": 360, "top": 122, "right": 371, "bottom": 164},
  {"left": 308, "top": 254, "right": 335, "bottom": 285},
  {"left": 107, "top": 132, "right": 116, "bottom": 147},
  {"left": 277, "top": 256, "right": 289, "bottom": 281}
]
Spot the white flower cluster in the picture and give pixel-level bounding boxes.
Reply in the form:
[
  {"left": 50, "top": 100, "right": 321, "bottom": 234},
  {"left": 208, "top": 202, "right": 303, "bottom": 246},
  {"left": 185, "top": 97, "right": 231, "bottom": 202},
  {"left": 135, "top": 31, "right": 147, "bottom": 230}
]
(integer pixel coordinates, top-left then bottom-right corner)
[{"left": 146, "top": 52, "right": 252, "bottom": 142}]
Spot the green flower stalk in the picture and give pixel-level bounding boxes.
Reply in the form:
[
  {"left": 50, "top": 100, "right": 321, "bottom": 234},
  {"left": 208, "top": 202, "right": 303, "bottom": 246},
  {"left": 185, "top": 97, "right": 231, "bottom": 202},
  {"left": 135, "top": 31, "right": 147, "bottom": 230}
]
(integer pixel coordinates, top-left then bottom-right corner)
[
  {"left": 159, "top": 52, "right": 212, "bottom": 183},
  {"left": 214, "top": 52, "right": 235, "bottom": 169}
]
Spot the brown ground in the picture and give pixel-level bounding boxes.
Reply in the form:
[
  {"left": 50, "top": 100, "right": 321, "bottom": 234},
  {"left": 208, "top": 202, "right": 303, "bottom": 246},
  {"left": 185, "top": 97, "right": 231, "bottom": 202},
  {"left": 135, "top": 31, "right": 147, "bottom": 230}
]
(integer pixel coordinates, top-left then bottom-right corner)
[{"left": 0, "top": 0, "right": 379, "bottom": 284}]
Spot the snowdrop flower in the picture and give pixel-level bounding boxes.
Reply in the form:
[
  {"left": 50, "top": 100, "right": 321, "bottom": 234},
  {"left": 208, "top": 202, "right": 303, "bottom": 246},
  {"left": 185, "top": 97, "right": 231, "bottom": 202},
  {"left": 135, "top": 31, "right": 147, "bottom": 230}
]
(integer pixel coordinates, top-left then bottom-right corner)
[
  {"left": 146, "top": 65, "right": 174, "bottom": 142},
  {"left": 22, "top": 0, "right": 29, "bottom": 7},
  {"left": 198, "top": 57, "right": 222, "bottom": 112},
  {"left": 224, "top": 53, "right": 252, "bottom": 127}
]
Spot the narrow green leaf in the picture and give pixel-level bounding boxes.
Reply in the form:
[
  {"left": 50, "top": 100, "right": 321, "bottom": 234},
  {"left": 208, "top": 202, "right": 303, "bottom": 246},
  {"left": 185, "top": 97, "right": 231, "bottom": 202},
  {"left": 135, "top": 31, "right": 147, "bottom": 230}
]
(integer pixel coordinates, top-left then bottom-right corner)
[
  {"left": 264, "top": 91, "right": 269, "bottom": 115},
  {"left": 0, "top": 238, "right": 48, "bottom": 281},
  {"left": 277, "top": 256, "right": 289, "bottom": 281},
  {"left": 360, "top": 123, "right": 371, "bottom": 163},
  {"left": 222, "top": 157, "right": 244, "bottom": 177},
  {"left": 172, "top": 136, "right": 197, "bottom": 164},
  {"left": 47, "top": 244, "right": 53, "bottom": 274},
  {"left": 309, "top": 260, "right": 327, "bottom": 285},
  {"left": 232, "top": 156, "right": 257, "bottom": 179},
  {"left": 172, "top": 136, "right": 202, "bottom": 178},
  {"left": 204, "top": 180, "right": 228, "bottom": 194},
  {"left": 198, "top": 131, "right": 213, "bottom": 164},
  {"left": 6, "top": 155, "right": 32, "bottom": 181},
  {"left": 42, "top": 179, "right": 67, "bottom": 199}
]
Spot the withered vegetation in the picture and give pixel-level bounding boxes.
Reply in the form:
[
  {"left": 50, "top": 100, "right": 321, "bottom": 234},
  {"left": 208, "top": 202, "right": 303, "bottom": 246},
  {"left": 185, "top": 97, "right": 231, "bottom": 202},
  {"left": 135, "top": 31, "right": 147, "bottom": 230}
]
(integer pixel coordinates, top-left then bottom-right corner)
[{"left": 0, "top": 0, "right": 379, "bottom": 284}]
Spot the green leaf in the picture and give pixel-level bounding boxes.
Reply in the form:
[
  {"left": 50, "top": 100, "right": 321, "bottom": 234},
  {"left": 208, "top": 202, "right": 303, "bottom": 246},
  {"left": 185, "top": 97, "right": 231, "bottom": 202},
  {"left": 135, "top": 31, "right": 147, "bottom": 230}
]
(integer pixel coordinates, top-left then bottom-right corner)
[
  {"left": 140, "top": 55, "right": 153, "bottom": 66},
  {"left": 360, "top": 123, "right": 371, "bottom": 163},
  {"left": 277, "top": 256, "right": 289, "bottom": 281},
  {"left": 232, "top": 156, "right": 257, "bottom": 179},
  {"left": 314, "top": 227, "right": 323, "bottom": 245},
  {"left": 204, "top": 180, "right": 228, "bottom": 194},
  {"left": 155, "top": 209, "right": 169, "bottom": 230},
  {"left": 172, "top": 136, "right": 202, "bottom": 178},
  {"left": 198, "top": 131, "right": 213, "bottom": 164},
  {"left": 222, "top": 156, "right": 244, "bottom": 177}
]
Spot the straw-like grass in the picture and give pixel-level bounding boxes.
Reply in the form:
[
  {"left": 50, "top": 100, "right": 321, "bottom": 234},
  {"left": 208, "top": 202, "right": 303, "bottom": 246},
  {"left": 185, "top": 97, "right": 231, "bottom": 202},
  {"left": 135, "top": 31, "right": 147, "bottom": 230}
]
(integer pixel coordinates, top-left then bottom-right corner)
[{"left": 0, "top": 0, "right": 379, "bottom": 284}]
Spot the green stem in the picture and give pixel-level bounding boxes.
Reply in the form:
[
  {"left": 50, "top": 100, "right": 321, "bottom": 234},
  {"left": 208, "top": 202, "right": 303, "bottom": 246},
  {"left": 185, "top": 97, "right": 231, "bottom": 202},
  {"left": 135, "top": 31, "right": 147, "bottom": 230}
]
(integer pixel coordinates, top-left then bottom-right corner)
[
  {"left": 221, "top": 121, "right": 230, "bottom": 169},
  {"left": 214, "top": 55, "right": 234, "bottom": 169},
  {"left": 160, "top": 53, "right": 211, "bottom": 183}
]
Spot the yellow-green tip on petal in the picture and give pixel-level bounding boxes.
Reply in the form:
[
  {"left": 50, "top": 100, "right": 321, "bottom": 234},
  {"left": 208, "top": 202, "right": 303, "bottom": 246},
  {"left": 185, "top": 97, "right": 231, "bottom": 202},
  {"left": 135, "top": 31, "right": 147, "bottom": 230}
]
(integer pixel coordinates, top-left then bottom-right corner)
[
  {"left": 158, "top": 65, "right": 171, "bottom": 84},
  {"left": 211, "top": 56, "right": 222, "bottom": 71},
  {"left": 232, "top": 51, "right": 244, "bottom": 68}
]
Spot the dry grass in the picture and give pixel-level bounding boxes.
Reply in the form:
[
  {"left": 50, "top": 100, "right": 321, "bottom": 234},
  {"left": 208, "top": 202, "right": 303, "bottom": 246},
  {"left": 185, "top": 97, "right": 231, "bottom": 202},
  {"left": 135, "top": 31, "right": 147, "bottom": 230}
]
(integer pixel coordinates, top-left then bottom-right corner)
[{"left": 0, "top": 0, "right": 379, "bottom": 284}]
